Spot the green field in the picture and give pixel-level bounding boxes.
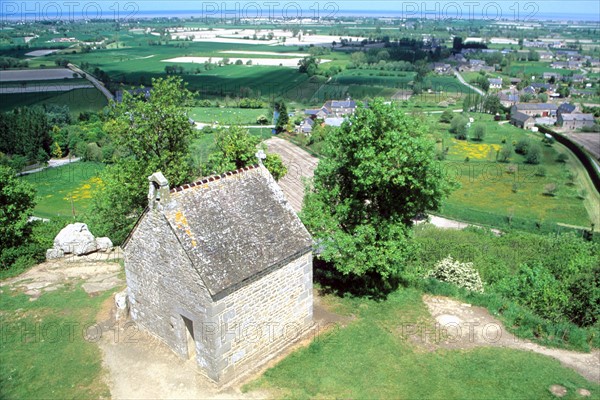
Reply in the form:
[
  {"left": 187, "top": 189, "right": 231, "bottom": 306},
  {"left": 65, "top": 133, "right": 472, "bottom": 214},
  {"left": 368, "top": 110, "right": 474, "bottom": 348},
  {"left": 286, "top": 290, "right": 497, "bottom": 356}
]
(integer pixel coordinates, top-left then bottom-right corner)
[
  {"left": 433, "top": 114, "right": 597, "bottom": 231},
  {"left": 0, "top": 88, "right": 108, "bottom": 114},
  {"left": 509, "top": 62, "right": 575, "bottom": 76},
  {"left": 21, "top": 162, "right": 105, "bottom": 219},
  {"left": 246, "top": 288, "right": 598, "bottom": 399},
  {"left": 190, "top": 107, "right": 270, "bottom": 124}
]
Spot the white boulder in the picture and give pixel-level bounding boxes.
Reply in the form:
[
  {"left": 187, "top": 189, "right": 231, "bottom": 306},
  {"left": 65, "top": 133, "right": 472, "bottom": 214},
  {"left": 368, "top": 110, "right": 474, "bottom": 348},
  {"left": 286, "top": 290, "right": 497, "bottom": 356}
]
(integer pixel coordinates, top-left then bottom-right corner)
[
  {"left": 54, "top": 223, "right": 97, "bottom": 255},
  {"left": 95, "top": 237, "right": 113, "bottom": 252},
  {"left": 45, "top": 248, "right": 64, "bottom": 260}
]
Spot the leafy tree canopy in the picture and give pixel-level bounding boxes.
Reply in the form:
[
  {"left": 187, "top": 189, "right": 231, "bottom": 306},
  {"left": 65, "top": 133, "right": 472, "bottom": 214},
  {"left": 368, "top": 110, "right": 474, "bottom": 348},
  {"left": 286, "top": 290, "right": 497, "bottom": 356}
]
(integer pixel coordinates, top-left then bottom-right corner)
[
  {"left": 302, "top": 99, "right": 455, "bottom": 285},
  {"left": 89, "top": 76, "right": 196, "bottom": 243},
  {"left": 0, "top": 165, "right": 36, "bottom": 249}
]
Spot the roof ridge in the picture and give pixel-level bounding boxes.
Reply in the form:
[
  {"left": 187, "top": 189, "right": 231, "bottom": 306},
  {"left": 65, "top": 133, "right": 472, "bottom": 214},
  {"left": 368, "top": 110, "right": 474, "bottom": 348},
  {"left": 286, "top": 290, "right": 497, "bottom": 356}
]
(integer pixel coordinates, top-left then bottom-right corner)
[{"left": 170, "top": 164, "right": 259, "bottom": 193}]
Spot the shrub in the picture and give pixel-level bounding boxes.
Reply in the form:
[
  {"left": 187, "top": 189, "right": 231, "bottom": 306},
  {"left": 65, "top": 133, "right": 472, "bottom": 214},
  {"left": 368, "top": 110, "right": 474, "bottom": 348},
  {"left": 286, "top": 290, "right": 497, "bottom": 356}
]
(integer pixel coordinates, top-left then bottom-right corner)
[
  {"left": 425, "top": 255, "right": 484, "bottom": 293},
  {"left": 84, "top": 143, "right": 103, "bottom": 162},
  {"left": 556, "top": 153, "right": 568, "bottom": 163},
  {"left": 525, "top": 144, "right": 541, "bottom": 164},
  {"left": 515, "top": 138, "right": 530, "bottom": 155},
  {"left": 495, "top": 263, "right": 569, "bottom": 323},
  {"left": 497, "top": 144, "right": 512, "bottom": 162},
  {"left": 439, "top": 109, "right": 454, "bottom": 123},
  {"left": 535, "top": 167, "right": 546, "bottom": 177}
]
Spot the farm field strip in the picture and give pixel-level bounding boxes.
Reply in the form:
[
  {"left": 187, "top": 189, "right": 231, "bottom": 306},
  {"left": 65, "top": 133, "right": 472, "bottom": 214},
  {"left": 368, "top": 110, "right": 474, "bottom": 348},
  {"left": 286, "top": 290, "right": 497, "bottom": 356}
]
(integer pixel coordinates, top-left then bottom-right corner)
[
  {"left": 0, "top": 68, "right": 77, "bottom": 82},
  {"left": 0, "top": 84, "right": 93, "bottom": 94},
  {"left": 219, "top": 50, "right": 309, "bottom": 57},
  {"left": 162, "top": 56, "right": 331, "bottom": 67}
]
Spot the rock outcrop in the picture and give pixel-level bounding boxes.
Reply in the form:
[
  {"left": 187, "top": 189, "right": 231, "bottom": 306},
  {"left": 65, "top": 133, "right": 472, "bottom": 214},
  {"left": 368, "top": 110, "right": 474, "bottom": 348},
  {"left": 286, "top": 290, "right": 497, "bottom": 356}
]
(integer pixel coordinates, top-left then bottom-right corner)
[{"left": 46, "top": 223, "right": 114, "bottom": 260}]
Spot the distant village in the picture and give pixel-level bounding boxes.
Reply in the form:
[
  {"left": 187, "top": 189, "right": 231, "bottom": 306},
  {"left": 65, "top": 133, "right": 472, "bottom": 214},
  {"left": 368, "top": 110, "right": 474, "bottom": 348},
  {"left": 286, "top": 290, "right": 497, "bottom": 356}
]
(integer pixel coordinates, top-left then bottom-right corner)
[{"left": 298, "top": 42, "right": 597, "bottom": 135}]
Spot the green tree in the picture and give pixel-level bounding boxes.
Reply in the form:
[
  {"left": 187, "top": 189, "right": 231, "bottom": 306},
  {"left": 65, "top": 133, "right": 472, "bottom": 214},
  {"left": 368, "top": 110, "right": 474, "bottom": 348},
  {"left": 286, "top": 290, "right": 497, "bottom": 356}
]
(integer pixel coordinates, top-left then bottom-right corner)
[
  {"left": 263, "top": 153, "right": 287, "bottom": 181},
  {"left": 107, "top": 76, "right": 194, "bottom": 186},
  {"left": 301, "top": 99, "right": 454, "bottom": 290},
  {"left": 207, "top": 125, "right": 287, "bottom": 181},
  {"left": 483, "top": 95, "right": 502, "bottom": 114},
  {"left": 274, "top": 99, "right": 289, "bottom": 133},
  {"left": 498, "top": 144, "right": 512, "bottom": 162},
  {"left": 89, "top": 77, "right": 195, "bottom": 243},
  {"left": 450, "top": 115, "right": 468, "bottom": 140},
  {"left": 473, "top": 124, "right": 486, "bottom": 141},
  {"left": 0, "top": 165, "right": 36, "bottom": 250},
  {"left": 207, "top": 125, "right": 261, "bottom": 173},
  {"left": 439, "top": 109, "right": 454, "bottom": 123}
]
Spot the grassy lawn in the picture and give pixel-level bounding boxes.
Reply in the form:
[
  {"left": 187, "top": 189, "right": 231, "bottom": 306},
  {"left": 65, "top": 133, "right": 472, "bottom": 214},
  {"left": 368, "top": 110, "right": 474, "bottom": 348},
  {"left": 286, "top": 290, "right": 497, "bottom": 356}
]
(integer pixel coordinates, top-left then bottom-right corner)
[
  {"left": 0, "top": 283, "right": 115, "bottom": 399},
  {"left": 432, "top": 114, "right": 594, "bottom": 231},
  {"left": 245, "top": 288, "right": 598, "bottom": 399},
  {"left": 20, "top": 162, "right": 105, "bottom": 219},
  {"left": 190, "top": 107, "right": 270, "bottom": 124}
]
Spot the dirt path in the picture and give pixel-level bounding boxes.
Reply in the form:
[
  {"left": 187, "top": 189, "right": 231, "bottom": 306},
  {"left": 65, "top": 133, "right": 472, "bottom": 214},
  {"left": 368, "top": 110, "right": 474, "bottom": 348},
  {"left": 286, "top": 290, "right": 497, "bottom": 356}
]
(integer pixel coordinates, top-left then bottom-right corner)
[
  {"left": 265, "top": 137, "right": 319, "bottom": 213},
  {"left": 418, "top": 295, "right": 600, "bottom": 383},
  {"left": 96, "top": 289, "right": 349, "bottom": 399},
  {"left": 2, "top": 250, "right": 124, "bottom": 298}
]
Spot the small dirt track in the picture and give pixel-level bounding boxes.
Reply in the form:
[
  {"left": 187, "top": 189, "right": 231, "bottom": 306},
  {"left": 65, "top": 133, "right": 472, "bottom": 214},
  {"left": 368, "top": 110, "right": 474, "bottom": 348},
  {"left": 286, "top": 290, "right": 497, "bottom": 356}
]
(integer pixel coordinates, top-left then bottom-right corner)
[
  {"left": 265, "top": 137, "right": 318, "bottom": 212},
  {"left": 420, "top": 295, "right": 600, "bottom": 384}
]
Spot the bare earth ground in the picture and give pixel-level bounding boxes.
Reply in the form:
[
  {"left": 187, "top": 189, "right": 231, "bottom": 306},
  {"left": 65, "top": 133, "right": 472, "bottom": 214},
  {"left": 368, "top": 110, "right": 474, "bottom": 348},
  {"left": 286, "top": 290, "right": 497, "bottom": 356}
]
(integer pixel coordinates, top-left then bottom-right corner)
[
  {"left": 3, "top": 249, "right": 124, "bottom": 298},
  {"left": 415, "top": 295, "right": 600, "bottom": 384}
]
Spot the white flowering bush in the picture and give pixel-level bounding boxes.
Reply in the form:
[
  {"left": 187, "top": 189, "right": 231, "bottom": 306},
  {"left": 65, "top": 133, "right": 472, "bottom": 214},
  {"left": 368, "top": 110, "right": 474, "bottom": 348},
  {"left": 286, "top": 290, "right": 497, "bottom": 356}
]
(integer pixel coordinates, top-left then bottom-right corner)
[{"left": 425, "top": 256, "right": 484, "bottom": 293}]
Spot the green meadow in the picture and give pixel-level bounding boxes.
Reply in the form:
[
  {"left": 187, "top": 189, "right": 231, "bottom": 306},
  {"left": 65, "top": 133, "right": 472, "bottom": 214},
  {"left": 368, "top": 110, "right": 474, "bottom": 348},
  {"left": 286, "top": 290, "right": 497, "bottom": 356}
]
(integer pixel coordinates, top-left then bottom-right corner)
[
  {"left": 432, "top": 114, "right": 597, "bottom": 231},
  {"left": 245, "top": 288, "right": 598, "bottom": 399},
  {"left": 20, "top": 162, "right": 105, "bottom": 219}
]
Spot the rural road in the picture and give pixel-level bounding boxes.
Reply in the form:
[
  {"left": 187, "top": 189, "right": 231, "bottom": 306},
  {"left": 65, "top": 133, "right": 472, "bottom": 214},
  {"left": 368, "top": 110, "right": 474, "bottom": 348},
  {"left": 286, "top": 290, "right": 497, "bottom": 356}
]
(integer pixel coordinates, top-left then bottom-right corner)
[
  {"left": 453, "top": 69, "right": 485, "bottom": 96},
  {"left": 68, "top": 63, "right": 114, "bottom": 102},
  {"left": 18, "top": 157, "right": 81, "bottom": 176}
]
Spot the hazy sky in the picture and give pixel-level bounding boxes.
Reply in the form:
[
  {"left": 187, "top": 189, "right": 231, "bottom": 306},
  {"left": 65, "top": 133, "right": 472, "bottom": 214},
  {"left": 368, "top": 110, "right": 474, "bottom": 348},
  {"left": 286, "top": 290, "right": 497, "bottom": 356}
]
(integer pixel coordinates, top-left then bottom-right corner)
[
  {"left": 2, "top": 1, "right": 599, "bottom": 20},
  {"left": 130, "top": 1, "right": 596, "bottom": 15}
]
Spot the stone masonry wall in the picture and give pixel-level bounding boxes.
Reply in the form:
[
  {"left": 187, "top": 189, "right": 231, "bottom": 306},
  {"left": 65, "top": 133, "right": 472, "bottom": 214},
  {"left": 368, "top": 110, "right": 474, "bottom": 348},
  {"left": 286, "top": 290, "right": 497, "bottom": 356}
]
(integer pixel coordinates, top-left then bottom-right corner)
[
  {"left": 125, "top": 209, "right": 220, "bottom": 380},
  {"left": 210, "top": 252, "right": 313, "bottom": 383},
  {"left": 125, "top": 210, "right": 313, "bottom": 384}
]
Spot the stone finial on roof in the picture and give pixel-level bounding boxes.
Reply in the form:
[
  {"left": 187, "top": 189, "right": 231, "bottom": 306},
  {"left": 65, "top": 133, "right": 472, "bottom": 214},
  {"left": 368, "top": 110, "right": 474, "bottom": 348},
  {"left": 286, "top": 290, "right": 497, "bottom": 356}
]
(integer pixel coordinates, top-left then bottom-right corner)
[{"left": 148, "top": 171, "right": 170, "bottom": 210}]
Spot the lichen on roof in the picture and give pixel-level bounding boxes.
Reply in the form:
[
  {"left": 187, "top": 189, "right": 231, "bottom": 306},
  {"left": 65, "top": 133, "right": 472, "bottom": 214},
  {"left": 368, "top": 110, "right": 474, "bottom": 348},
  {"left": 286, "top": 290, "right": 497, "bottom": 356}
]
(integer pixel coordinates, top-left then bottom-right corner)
[{"left": 161, "top": 165, "right": 312, "bottom": 297}]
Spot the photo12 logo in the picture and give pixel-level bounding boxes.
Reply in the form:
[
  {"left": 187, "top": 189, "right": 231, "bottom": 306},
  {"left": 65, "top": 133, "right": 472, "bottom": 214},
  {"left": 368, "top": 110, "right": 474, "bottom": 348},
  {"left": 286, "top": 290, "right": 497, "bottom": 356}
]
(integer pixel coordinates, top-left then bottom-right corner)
[
  {"left": 1, "top": 1, "right": 140, "bottom": 22},
  {"left": 399, "top": 1, "right": 540, "bottom": 21},
  {"left": 199, "top": 1, "right": 340, "bottom": 20}
]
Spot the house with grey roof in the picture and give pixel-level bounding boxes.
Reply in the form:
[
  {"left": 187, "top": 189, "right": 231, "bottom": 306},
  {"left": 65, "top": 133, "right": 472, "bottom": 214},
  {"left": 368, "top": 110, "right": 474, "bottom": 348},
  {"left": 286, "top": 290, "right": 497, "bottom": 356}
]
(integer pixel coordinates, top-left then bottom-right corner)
[
  {"left": 557, "top": 113, "right": 595, "bottom": 130},
  {"left": 124, "top": 166, "right": 313, "bottom": 384},
  {"left": 557, "top": 102, "right": 578, "bottom": 117},
  {"left": 297, "top": 117, "right": 314, "bottom": 134},
  {"left": 488, "top": 78, "right": 502, "bottom": 89},
  {"left": 511, "top": 103, "right": 558, "bottom": 117},
  {"left": 511, "top": 111, "right": 536, "bottom": 129}
]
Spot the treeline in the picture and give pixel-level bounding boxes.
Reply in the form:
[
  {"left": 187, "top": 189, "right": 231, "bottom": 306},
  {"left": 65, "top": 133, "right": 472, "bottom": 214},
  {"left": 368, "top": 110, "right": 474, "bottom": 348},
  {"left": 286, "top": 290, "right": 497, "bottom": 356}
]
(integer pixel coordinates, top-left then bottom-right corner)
[
  {"left": 0, "top": 106, "right": 115, "bottom": 170},
  {"left": 0, "top": 107, "right": 52, "bottom": 167},
  {"left": 0, "top": 57, "right": 28, "bottom": 69}
]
